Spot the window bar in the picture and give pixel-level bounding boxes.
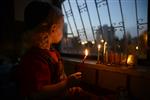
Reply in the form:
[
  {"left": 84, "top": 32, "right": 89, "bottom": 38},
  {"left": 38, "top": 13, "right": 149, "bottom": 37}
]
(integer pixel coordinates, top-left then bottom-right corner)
[
  {"left": 105, "top": 0, "right": 113, "bottom": 30},
  {"left": 62, "top": 4, "right": 74, "bottom": 37},
  {"left": 68, "top": 0, "right": 80, "bottom": 41},
  {"left": 75, "top": 0, "right": 88, "bottom": 41},
  {"left": 113, "top": 25, "right": 123, "bottom": 29},
  {"left": 84, "top": 0, "right": 96, "bottom": 42},
  {"left": 118, "top": 0, "right": 127, "bottom": 46},
  {"left": 135, "top": 0, "right": 140, "bottom": 47},
  {"left": 118, "top": 0, "right": 127, "bottom": 64},
  {"left": 135, "top": 0, "right": 148, "bottom": 46},
  {"left": 94, "top": 0, "right": 104, "bottom": 41},
  {"left": 105, "top": 0, "right": 116, "bottom": 63},
  {"left": 148, "top": 0, "right": 150, "bottom": 60},
  {"left": 138, "top": 22, "right": 147, "bottom": 25},
  {"left": 96, "top": 0, "right": 106, "bottom": 4},
  {"left": 135, "top": 0, "right": 148, "bottom": 60},
  {"left": 105, "top": 0, "right": 116, "bottom": 44}
]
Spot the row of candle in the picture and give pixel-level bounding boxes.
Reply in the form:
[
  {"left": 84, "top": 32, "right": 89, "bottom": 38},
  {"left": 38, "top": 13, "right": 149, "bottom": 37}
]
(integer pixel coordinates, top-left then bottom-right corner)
[
  {"left": 82, "top": 42, "right": 137, "bottom": 66},
  {"left": 82, "top": 41, "right": 108, "bottom": 64}
]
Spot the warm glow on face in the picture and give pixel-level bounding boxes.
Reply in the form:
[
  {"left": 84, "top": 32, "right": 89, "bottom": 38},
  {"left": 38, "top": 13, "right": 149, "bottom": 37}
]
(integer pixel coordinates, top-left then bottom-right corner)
[{"left": 85, "top": 49, "right": 88, "bottom": 56}]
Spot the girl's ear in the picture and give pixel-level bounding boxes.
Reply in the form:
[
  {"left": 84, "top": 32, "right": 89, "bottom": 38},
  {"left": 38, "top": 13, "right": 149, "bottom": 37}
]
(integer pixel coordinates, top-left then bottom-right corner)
[{"left": 50, "top": 24, "right": 57, "bottom": 34}]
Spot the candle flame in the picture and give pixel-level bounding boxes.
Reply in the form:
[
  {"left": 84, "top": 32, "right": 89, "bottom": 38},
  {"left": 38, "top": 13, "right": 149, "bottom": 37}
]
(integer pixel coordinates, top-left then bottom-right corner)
[
  {"left": 101, "top": 39, "right": 104, "bottom": 43},
  {"left": 98, "top": 44, "right": 101, "bottom": 49},
  {"left": 136, "top": 46, "right": 138, "bottom": 50},
  {"left": 104, "top": 42, "right": 107, "bottom": 54},
  {"left": 92, "top": 41, "right": 95, "bottom": 44},
  {"left": 85, "top": 49, "right": 88, "bottom": 56},
  {"left": 82, "top": 49, "right": 89, "bottom": 63},
  {"left": 81, "top": 41, "right": 85, "bottom": 45},
  {"left": 127, "top": 55, "right": 135, "bottom": 65}
]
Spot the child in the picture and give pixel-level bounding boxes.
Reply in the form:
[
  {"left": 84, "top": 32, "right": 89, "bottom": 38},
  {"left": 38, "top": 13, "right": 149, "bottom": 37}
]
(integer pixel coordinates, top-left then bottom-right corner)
[{"left": 17, "top": 1, "right": 82, "bottom": 100}]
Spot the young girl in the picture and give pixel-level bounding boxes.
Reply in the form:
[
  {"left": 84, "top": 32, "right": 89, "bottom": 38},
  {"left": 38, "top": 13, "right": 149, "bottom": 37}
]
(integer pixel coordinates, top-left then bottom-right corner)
[{"left": 17, "top": 1, "right": 82, "bottom": 100}]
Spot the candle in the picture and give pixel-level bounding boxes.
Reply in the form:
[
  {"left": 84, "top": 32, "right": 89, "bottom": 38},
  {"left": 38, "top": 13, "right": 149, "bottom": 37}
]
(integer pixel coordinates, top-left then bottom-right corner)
[
  {"left": 97, "top": 44, "right": 101, "bottom": 64},
  {"left": 136, "top": 46, "right": 138, "bottom": 51},
  {"left": 127, "top": 54, "right": 135, "bottom": 66},
  {"left": 101, "top": 39, "right": 104, "bottom": 43},
  {"left": 98, "top": 44, "right": 101, "bottom": 51},
  {"left": 104, "top": 42, "right": 107, "bottom": 54},
  {"left": 85, "top": 49, "right": 88, "bottom": 57},
  {"left": 92, "top": 41, "right": 95, "bottom": 44},
  {"left": 82, "top": 49, "right": 89, "bottom": 63},
  {"left": 103, "top": 42, "right": 107, "bottom": 63}
]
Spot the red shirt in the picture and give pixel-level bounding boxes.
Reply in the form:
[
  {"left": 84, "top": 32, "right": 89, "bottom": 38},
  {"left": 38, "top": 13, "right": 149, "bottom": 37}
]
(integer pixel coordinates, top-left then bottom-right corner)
[{"left": 18, "top": 47, "right": 61, "bottom": 96}]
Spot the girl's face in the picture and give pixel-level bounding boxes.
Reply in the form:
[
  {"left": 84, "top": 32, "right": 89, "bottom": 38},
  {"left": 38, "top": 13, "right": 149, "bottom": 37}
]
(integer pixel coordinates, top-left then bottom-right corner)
[{"left": 50, "top": 17, "right": 64, "bottom": 44}]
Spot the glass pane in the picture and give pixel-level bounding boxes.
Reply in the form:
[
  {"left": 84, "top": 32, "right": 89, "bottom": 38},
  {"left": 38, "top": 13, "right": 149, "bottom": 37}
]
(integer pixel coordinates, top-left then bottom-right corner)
[
  {"left": 61, "top": 0, "right": 148, "bottom": 64},
  {"left": 137, "top": 0, "right": 148, "bottom": 59}
]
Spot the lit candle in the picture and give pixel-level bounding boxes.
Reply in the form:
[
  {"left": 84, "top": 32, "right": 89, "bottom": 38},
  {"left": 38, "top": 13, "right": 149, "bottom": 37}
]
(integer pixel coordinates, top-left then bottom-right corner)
[
  {"left": 82, "top": 49, "right": 89, "bottom": 63},
  {"left": 98, "top": 44, "right": 101, "bottom": 52},
  {"left": 104, "top": 42, "right": 107, "bottom": 55},
  {"left": 127, "top": 54, "right": 135, "bottom": 66},
  {"left": 101, "top": 39, "right": 104, "bottom": 43},
  {"left": 85, "top": 49, "right": 88, "bottom": 57},
  {"left": 97, "top": 44, "right": 101, "bottom": 64},
  {"left": 136, "top": 46, "right": 138, "bottom": 51},
  {"left": 103, "top": 42, "right": 107, "bottom": 63},
  {"left": 92, "top": 41, "right": 95, "bottom": 44},
  {"left": 81, "top": 41, "right": 85, "bottom": 45}
]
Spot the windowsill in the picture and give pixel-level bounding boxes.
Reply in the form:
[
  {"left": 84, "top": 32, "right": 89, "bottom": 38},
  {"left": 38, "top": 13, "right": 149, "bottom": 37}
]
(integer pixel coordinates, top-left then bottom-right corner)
[{"left": 63, "top": 57, "right": 150, "bottom": 79}]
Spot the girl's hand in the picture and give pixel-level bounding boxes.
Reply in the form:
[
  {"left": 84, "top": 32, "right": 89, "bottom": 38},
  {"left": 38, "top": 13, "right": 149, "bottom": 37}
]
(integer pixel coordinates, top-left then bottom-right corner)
[
  {"left": 69, "top": 72, "right": 82, "bottom": 79},
  {"left": 67, "top": 72, "right": 82, "bottom": 88}
]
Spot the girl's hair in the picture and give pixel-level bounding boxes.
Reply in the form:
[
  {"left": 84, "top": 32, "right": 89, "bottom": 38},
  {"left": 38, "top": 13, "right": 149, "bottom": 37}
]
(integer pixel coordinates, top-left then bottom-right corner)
[{"left": 23, "top": 1, "right": 64, "bottom": 49}]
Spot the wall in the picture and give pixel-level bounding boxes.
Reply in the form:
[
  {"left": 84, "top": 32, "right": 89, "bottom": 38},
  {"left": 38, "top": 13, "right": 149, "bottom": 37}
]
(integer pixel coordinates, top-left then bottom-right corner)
[
  {"left": 14, "top": 0, "right": 52, "bottom": 21},
  {"left": 63, "top": 59, "right": 150, "bottom": 99},
  {"left": 0, "top": 0, "right": 14, "bottom": 58},
  {"left": 0, "top": 0, "right": 55, "bottom": 59}
]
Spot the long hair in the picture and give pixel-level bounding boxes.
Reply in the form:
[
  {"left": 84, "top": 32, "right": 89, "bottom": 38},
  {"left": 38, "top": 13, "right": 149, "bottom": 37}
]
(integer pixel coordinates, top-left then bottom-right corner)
[{"left": 23, "top": 1, "right": 64, "bottom": 49}]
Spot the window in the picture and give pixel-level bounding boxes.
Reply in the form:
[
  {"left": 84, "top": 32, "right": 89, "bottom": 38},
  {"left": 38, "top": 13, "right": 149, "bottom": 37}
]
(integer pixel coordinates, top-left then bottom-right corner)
[{"left": 61, "top": 0, "right": 148, "bottom": 65}]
